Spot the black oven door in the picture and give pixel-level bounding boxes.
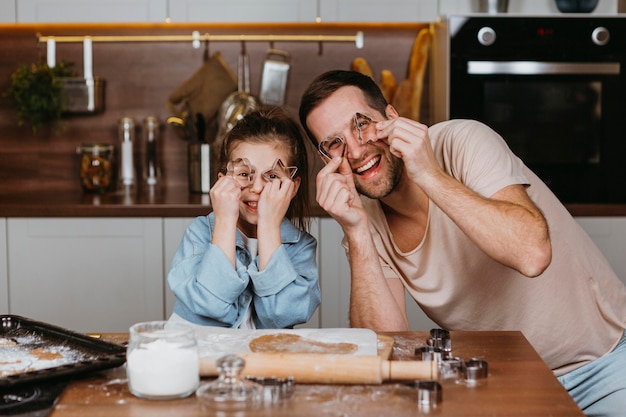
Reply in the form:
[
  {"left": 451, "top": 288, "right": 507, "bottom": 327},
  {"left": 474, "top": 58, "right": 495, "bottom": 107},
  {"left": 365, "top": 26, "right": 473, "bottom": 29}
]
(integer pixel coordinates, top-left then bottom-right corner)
[{"left": 448, "top": 17, "right": 626, "bottom": 204}]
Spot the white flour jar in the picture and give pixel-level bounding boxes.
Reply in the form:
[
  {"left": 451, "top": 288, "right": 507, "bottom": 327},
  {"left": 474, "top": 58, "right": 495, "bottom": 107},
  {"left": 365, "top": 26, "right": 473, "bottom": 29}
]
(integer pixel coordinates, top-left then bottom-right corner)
[{"left": 126, "top": 321, "right": 199, "bottom": 400}]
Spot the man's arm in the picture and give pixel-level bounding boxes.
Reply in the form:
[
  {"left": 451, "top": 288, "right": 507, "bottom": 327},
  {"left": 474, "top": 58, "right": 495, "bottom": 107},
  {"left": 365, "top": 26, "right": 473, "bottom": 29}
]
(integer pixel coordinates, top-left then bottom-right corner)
[
  {"left": 380, "top": 116, "right": 552, "bottom": 277},
  {"left": 316, "top": 156, "right": 409, "bottom": 331}
]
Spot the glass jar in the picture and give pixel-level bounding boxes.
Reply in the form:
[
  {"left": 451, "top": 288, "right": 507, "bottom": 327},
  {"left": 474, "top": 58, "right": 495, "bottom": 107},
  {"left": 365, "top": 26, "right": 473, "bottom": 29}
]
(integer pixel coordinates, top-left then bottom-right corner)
[
  {"left": 126, "top": 321, "right": 199, "bottom": 400},
  {"left": 78, "top": 143, "right": 114, "bottom": 193}
]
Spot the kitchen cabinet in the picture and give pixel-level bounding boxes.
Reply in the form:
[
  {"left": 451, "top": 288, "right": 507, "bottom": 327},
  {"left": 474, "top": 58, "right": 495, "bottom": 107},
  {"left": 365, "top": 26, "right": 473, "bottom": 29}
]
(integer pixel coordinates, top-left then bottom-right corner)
[
  {"left": 0, "top": 2, "right": 16, "bottom": 22},
  {"left": 439, "top": 0, "right": 617, "bottom": 15},
  {"left": 12, "top": 0, "right": 317, "bottom": 23},
  {"left": 575, "top": 217, "right": 626, "bottom": 286},
  {"left": 167, "top": 0, "right": 318, "bottom": 23},
  {"left": 0, "top": 219, "right": 8, "bottom": 313},
  {"left": 16, "top": 0, "right": 168, "bottom": 23},
  {"left": 318, "top": 218, "right": 438, "bottom": 330},
  {"left": 6, "top": 218, "right": 164, "bottom": 333},
  {"left": 319, "top": 0, "right": 438, "bottom": 22}
]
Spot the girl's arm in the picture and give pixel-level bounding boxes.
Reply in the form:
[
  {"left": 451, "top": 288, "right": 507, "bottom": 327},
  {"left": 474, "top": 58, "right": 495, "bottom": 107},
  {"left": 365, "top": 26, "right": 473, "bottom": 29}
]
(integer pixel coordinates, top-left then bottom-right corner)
[
  {"left": 167, "top": 217, "right": 250, "bottom": 327},
  {"left": 250, "top": 229, "right": 321, "bottom": 328}
]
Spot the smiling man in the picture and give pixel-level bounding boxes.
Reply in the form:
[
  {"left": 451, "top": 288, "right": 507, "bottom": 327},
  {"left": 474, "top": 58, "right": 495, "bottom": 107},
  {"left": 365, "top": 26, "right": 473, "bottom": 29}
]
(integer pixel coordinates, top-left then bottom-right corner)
[{"left": 299, "top": 70, "right": 626, "bottom": 416}]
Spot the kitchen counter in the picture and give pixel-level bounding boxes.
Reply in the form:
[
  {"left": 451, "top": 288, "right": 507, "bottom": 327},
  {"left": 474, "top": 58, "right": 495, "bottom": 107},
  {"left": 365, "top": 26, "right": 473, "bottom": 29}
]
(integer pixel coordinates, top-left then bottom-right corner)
[
  {"left": 48, "top": 331, "right": 583, "bottom": 417},
  {"left": 0, "top": 188, "right": 623, "bottom": 218}
]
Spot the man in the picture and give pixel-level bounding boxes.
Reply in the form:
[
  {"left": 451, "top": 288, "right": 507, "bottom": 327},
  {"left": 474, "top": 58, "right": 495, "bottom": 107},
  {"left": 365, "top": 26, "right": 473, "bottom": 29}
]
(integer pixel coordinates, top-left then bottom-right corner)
[{"left": 299, "top": 70, "right": 626, "bottom": 416}]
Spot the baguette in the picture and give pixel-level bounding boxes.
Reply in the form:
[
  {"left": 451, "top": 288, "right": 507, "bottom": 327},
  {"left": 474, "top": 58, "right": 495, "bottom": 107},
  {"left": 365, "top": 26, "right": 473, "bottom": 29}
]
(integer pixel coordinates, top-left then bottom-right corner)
[
  {"left": 380, "top": 69, "right": 398, "bottom": 103},
  {"left": 351, "top": 57, "right": 374, "bottom": 79},
  {"left": 407, "top": 28, "right": 432, "bottom": 121}
]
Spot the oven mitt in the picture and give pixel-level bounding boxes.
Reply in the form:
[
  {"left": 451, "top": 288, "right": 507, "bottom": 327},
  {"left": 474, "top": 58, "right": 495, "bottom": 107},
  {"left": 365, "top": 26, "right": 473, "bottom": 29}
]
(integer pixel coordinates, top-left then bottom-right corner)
[{"left": 167, "top": 51, "right": 237, "bottom": 121}]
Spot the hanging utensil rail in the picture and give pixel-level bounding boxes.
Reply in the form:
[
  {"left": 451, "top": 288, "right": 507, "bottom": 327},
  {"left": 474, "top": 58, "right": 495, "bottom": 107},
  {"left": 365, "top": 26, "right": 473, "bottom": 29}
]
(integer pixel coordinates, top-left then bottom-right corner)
[{"left": 37, "top": 31, "right": 364, "bottom": 49}]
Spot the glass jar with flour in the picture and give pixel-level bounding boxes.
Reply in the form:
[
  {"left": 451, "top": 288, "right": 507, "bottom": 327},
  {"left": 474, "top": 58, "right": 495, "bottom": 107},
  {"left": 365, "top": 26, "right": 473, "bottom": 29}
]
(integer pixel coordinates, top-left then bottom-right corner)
[{"left": 126, "top": 321, "right": 199, "bottom": 400}]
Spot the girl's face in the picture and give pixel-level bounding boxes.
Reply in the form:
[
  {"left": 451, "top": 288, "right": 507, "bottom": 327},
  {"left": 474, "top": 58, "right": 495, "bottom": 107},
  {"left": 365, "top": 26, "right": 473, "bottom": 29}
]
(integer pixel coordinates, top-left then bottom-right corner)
[{"left": 226, "top": 141, "right": 300, "bottom": 237}]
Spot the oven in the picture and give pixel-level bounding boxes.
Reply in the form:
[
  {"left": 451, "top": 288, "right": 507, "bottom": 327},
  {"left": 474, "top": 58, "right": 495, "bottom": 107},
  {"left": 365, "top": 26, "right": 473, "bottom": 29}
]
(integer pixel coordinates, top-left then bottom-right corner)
[{"left": 432, "top": 15, "right": 626, "bottom": 204}]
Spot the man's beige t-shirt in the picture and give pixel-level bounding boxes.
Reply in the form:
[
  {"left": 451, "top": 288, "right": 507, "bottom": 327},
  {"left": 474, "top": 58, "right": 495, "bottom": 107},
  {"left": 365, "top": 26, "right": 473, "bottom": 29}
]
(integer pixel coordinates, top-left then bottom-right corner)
[{"left": 357, "top": 119, "right": 626, "bottom": 375}]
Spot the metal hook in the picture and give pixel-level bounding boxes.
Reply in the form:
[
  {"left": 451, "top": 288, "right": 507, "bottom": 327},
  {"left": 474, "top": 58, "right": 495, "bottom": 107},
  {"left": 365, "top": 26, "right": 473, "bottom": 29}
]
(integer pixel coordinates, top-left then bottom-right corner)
[
  {"left": 203, "top": 37, "right": 210, "bottom": 62},
  {"left": 318, "top": 41, "right": 323, "bottom": 56},
  {"left": 269, "top": 41, "right": 275, "bottom": 49},
  {"left": 240, "top": 40, "right": 246, "bottom": 55}
]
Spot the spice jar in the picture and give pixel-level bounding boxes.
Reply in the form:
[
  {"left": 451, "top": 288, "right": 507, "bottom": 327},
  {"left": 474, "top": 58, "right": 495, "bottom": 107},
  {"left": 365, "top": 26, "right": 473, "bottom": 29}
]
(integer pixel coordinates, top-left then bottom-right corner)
[
  {"left": 126, "top": 321, "right": 199, "bottom": 400},
  {"left": 78, "top": 143, "right": 114, "bottom": 193}
]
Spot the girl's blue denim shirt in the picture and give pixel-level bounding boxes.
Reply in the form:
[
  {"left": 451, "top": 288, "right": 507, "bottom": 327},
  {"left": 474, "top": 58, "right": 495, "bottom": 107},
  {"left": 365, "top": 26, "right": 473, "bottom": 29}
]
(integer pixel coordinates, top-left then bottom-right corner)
[{"left": 168, "top": 213, "right": 320, "bottom": 328}]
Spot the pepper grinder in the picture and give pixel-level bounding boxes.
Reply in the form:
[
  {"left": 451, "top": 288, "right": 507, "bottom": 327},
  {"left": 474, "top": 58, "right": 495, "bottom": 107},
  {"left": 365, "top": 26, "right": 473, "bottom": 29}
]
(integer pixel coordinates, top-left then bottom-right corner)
[
  {"left": 143, "top": 116, "right": 160, "bottom": 186},
  {"left": 119, "top": 117, "right": 136, "bottom": 187}
]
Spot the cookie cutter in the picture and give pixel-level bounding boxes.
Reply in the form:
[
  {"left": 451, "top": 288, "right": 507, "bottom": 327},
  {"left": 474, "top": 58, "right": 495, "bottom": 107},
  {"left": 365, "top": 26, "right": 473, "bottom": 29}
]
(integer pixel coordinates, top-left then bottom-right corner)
[
  {"left": 463, "top": 358, "right": 488, "bottom": 385},
  {"left": 408, "top": 380, "right": 442, "bottom": 407},
  {"left": 416, "top": 346, "right": 444, "bottom": 364},
  {"left": 439, "top": 356, "right": 465, "bottom": 381},
  {"left": 428, "top": 328, "right": 452, "bottom": 357},
  {"left": 245, "top": 376, "right": 295, "bottom": 405}
]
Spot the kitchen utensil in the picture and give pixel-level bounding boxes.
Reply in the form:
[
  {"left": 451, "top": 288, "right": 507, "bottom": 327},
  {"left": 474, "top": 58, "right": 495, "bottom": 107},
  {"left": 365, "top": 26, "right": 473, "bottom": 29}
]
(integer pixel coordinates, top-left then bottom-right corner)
[
  {"left": 259, "top": 49, "right": 290, "bottom": 105},
  {"left": 199, "top": 353, "right": 438, "bottom": 384},
  {"left": 51, "top": 37, "right": 105, "bottom": 114},
  {"left": 0, "top": 315, "right": 126, "bottom": 388},
  {"left": 217, "top": 44, "right": 261, "bottom": 140},
  {"left": 168, "top": 51, "right": 237, "bottom": 123},
  {"left": 188, "top": 142, "right": 211, "bottom": 193}
]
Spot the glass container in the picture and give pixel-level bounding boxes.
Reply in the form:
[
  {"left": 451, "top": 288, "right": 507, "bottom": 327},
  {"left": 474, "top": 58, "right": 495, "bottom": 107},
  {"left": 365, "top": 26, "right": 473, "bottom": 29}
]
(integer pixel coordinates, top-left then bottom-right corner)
[
  {"left": 126, "top": 321, "right": 199, "bottom": 400},
  {"left": 78, "top": 143, "right": 114, "bottom": 193}
]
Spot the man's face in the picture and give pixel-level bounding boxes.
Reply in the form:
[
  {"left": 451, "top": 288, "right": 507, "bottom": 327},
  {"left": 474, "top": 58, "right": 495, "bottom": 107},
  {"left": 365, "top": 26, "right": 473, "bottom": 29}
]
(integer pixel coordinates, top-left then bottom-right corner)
[{"left": 307, "top": 86, "right": 403, "bottom": 199}]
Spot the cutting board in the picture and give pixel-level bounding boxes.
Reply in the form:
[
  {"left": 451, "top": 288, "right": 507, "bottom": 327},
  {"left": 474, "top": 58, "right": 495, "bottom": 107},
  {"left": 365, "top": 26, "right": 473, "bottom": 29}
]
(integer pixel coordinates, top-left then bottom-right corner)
[{"left": 193, "top": 327, "right": 380, "bottom": 360}]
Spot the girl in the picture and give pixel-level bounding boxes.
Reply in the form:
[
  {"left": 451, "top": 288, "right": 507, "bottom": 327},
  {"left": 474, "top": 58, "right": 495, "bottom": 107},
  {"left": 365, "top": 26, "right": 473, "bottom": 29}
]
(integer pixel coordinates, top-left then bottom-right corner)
[{"left": 167, "top": 106, "right": 320, "bottom": 328}]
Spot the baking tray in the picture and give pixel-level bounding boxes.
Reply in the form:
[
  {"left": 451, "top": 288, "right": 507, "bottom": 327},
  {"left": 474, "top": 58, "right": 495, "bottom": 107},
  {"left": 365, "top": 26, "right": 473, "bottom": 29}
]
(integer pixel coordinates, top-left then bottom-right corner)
[{"left": 0, "top": 315, "right": 126, "bottom": 387}]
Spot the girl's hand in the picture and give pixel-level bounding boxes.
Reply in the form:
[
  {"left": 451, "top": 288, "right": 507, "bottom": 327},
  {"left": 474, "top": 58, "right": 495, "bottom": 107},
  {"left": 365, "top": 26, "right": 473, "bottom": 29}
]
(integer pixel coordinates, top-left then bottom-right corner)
[
  {"left": 257, "top": 176, "right": 295, "bottom": 229},
  {"left": 209, "top": 175, "right": 242, "bottom": 223}
]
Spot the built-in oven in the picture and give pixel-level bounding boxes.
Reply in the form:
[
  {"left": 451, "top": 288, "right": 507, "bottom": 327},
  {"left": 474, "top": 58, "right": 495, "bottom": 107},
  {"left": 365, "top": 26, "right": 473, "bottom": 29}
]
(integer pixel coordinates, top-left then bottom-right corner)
[{"left": 432, "top": 15, "right": 626, "bottom": 204}]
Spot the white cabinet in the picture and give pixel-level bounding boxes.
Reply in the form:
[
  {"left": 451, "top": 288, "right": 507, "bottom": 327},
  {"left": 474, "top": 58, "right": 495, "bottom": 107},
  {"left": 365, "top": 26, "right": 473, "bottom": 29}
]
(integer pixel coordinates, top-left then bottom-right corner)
[
  {"left": 167, "top": 0, "right": 318, "bottom": 23},
  {"left": 0, "top": 1, "right": 16, "bottom": 22},
  {"left": 6, "top": 218, "right": 164, "bottom": 333},
  {"left": 318, "top": 218, "right": 437, "bottom": 330},
  {"left": 16, "top": 0, "right": 168, "bottom": 23},
  {"left": 319, "top": 0, "right": 438, "bottom": 23},
  {"left": 438, "top": 0, "right": 617, "bottom": 15},
  {"left": 0, "top": 219, "right": 8, "bottom": 313},
  {"left": 575, "top": 217, "right": 626, "bottom": 286}
]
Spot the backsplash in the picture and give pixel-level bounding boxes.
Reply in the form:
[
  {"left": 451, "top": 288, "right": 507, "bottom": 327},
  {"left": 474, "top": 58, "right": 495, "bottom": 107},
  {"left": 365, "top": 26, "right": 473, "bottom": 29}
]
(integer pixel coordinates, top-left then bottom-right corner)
[{"left": 0, "top": 23, "right": 430, "bottom": 195}]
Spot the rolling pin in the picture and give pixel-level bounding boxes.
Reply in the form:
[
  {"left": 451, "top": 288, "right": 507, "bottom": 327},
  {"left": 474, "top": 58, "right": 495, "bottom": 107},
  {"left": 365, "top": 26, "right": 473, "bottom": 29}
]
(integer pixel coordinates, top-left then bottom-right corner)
[{"left": 199, "top": 353, "right": 438, "bottom": 384}]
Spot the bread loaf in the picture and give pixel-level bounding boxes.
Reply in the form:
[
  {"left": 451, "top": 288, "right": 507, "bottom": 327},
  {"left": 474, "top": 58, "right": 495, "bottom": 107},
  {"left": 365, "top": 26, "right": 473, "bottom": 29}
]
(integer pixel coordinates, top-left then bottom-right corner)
[
  {"left": 407, "top": 28, "right": 432, "bottom": 121},
  {"left": 380, "top": 69, "right": 397, "bottom": 103},
  {"left": 391, "top": 27, "right": 432, "bottom": 121},
  {"left": 351, "top": 57, "right": 374, "bottom": 79}
]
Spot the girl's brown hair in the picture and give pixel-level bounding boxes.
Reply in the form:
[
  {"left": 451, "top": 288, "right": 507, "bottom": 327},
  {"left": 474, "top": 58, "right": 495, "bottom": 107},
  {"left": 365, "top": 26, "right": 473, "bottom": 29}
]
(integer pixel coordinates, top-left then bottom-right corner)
[{"left": 219, "top": 105, "right": 311, "bottom": 232}]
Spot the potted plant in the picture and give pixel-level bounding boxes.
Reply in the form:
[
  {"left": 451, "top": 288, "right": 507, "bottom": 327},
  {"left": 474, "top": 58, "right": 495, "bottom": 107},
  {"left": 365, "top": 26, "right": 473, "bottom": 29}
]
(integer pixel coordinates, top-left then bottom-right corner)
[{"left": 3, "top": 60, "right": 76, "bottom": 132}]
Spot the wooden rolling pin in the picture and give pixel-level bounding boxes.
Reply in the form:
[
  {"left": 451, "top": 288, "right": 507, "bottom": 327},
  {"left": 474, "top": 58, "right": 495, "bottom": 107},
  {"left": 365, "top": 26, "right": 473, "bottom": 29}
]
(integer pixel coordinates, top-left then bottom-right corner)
[{"left": 199, "top": 353, "right": 438, "bottom": 384}]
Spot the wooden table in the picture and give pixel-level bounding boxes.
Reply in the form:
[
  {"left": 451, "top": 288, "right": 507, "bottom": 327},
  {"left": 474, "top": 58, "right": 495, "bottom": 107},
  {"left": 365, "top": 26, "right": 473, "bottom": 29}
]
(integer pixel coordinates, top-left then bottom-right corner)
[{"left": 49, "top": 331, "right": 584, "bottom": 417}]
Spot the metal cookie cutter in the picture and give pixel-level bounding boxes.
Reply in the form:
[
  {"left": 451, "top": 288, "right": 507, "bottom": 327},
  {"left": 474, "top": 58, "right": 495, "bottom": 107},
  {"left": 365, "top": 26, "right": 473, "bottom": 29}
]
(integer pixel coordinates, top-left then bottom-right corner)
[
  {"left": 463, "top": 358, "right": 489, "bottom": 385},
  {"left": 416, "top": 346, "right": 444, "bottom": 364},
  {"left": 428, "top": 328, "right": 452, "bottom": 358},
  {"left": 408, "top": 380, "right": 442, "bottom": 407},
  {"left": 439, "top": 356, "right": 465, "bottom": 382},
  {"left": 245, "top": 376, "right": 295, "bottom": 405}
]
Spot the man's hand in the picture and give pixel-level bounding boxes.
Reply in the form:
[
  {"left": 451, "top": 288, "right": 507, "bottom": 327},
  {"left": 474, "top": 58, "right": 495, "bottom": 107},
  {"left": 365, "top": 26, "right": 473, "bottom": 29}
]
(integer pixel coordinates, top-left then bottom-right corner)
[{"left": 316, "top": 156, "right": 365, "bottom": 228}]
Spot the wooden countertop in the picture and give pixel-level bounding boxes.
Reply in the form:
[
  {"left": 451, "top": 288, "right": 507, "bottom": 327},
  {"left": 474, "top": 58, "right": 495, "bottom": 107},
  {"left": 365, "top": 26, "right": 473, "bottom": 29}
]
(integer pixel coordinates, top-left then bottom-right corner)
[
  {"left": 0, "top": 188, "right": 623, "bottom": 218},
  {"left": 48, "top": 331, "right": 583, "bottom": 417}
]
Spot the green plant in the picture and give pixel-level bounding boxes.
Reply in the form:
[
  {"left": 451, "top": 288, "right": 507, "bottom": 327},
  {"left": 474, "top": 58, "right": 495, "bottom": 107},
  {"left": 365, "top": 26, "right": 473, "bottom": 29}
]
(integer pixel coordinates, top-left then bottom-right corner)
[{"left": 4, "top": 60, "right": 76, "bottom": 132}]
